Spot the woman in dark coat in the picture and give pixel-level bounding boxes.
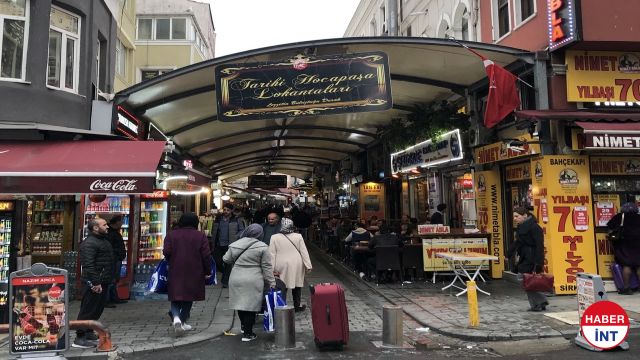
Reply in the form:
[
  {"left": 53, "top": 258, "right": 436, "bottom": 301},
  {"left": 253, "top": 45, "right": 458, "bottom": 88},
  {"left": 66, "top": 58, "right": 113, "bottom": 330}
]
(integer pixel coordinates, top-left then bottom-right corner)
[
  {"left": 507, "top": 206, "right": 548, "bottom": 311},
  {"left": 607, "top": 202, "right": 640, "bottom": 295},
  {"left": 163, "top": 213, "right": 212, "bottom": 335}
]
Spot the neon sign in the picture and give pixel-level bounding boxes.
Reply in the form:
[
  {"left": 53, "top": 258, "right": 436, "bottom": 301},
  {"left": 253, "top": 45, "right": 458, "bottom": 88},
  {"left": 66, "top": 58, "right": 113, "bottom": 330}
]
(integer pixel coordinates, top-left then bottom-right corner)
[{"left": 547, "top": 0, "right": 580, "bottom": 51}]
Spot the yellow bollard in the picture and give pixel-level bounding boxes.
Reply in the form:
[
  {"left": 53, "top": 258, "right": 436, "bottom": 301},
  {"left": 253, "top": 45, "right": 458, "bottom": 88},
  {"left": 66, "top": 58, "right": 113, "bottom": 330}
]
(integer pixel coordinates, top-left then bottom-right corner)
[{"left": 467, "top": 280, "right": 479, "bottom": 327}]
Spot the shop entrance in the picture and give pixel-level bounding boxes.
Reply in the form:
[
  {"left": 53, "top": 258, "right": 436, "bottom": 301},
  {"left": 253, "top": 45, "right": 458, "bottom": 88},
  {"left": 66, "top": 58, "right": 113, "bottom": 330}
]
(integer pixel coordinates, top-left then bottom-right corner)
[{"left": 504, "top": 162, "right": 533, "bottom": 272}]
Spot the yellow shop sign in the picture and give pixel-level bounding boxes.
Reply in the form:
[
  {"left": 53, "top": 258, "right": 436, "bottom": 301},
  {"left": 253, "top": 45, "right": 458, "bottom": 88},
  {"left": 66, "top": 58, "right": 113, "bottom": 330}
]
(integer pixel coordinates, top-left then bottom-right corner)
[{"left": 566, "top": 50, "right": 640, "bottom": 102}]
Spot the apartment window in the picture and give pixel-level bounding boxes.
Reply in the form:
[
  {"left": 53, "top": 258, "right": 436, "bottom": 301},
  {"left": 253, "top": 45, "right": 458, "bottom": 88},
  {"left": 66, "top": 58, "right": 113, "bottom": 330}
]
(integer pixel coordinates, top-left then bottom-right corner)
[
  {"left": 137, "top": 17, "right": 190, "bottom": 40},
  {"left": 461, "top": 13, "right": 469, "bottom": 40},
  {"left": 497, "top": 0, "right": 510, "bottom": 37},
  {"left": 155, "top": 18, "right": 170, "bottom": 40},
  {"left": 172, "top": 18, "right": 186, "bottom": 40},
  {"left": 47, "top": 6, "right": 80, "bottom": 92},
  {"left": 137, "top": 18, "right": 152, "bottom": 39},
  {"left": 515, "top": 0, "right": 535, "bottom": 24},
  {"left": 0, "top": 0, "right": 28, "bottom": 80},
  {"left": 116, "top": 39, "right": 126, "bottom": 77}
]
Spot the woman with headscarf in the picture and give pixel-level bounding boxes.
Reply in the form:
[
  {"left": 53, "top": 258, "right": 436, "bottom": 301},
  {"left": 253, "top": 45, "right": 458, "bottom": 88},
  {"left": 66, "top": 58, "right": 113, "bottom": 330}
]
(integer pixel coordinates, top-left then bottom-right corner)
[
  {"left": 163, "top": 213, "right": 212, "bottom": 335},
  {"left": 607, "top": 202, "right": 640, "bottom": 295},
  {"left": 223, "top": 223, "right": 275, "bottom": 342},
  {"left": 269, "top": 218, "right": 312, "bottom": 312}
]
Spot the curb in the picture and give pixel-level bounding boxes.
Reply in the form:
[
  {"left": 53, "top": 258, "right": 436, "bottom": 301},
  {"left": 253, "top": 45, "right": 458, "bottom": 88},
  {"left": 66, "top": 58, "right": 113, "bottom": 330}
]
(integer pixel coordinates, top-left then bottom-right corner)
[{"left": 308, "top": 242, "right": 570, "bottom": 342}]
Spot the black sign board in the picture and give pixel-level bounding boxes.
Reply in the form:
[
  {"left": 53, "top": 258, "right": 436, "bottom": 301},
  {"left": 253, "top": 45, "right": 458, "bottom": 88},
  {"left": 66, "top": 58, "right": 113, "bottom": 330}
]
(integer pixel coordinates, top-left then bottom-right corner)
[
  {"left": 215, "top": 51, "right": 392, "bottom": 121},
  {"left": 548, "top": 0, "right": 581, "bottom": 51},
  {"left": 248, "top": 175, "right": 287, "bottom": 189}
]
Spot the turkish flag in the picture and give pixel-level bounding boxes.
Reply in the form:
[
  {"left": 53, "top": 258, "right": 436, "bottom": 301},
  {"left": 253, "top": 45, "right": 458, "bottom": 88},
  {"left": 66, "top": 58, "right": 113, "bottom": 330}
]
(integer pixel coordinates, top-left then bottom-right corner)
[{"left": 481, "top": 57, "right": 521, "bottom": 128}]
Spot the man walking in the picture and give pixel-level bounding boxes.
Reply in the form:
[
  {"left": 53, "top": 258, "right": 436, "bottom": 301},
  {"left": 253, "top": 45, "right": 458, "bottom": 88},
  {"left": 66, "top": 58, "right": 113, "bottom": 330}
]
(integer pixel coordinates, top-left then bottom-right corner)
[
  {"left": 73, "top": 218, "right": 113, "bottom": 348},
  {"left": 106, "top": 215, "right": 127, "bottom": 307},
  {"left": 211, "top": 203, "right": 245, "bottom": 288},
  {"left": 261, "top": 212, "right": 281, "bottom": 245}
]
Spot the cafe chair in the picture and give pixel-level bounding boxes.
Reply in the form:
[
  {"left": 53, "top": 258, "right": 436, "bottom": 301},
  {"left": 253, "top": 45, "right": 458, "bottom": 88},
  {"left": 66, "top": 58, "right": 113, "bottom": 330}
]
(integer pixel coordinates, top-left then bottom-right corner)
[
  {"left": 401, "top": 245, "right": 424, "bottom": 281},
  {"left": 375, "top": 246, "right": 403, "bottom": 285}
]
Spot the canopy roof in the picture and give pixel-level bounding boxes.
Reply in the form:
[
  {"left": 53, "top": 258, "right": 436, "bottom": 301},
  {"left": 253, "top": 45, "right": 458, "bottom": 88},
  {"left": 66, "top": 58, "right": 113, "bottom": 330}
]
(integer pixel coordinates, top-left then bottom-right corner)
[{"left": 116, "top": 37, "right": 531, "bottom": 181}]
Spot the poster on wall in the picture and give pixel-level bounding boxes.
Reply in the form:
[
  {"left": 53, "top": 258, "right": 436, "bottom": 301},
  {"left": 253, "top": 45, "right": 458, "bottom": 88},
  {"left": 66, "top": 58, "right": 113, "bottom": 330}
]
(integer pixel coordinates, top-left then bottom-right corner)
[
  {"left": 474, "top": 170, "right": 504, "bottom": 278},
  {"left": 594, "top": 194, "right": 620, "bottom": 227},
  {"left": 421, "top": 237, "right": 489, "bottom": 272},
  {"left": 358, "top": 182, "right": 385, "bottom": 222},
  {"left": 530, "top": 155, "right": 597, "bottom": 294}
]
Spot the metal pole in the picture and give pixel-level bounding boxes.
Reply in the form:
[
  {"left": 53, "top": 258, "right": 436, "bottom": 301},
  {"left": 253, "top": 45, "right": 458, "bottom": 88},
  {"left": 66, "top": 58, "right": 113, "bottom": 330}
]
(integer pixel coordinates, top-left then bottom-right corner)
[
  {"left": 382, "top": 305, "right": 403, "bottom": 346},
  {"left": 275, "top": 305, "right": 295, "bottom": 348}
]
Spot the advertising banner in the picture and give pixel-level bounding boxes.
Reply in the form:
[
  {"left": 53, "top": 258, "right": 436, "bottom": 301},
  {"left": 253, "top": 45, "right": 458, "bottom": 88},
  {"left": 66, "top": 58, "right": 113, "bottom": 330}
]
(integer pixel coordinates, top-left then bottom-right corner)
[
  {"left": 594, "top": 194, "right": 620, "bottom": 227},
  {"left": 358, "top": 182, "right": 385, "bottom": 222},
  {"left": 566, "top": 50, "right": 640, "bottom": 102},
  {"left": 422, "top": 238, "right": 489, "bottom": 272},
  {"left": 9, "top": 273, "right": 68, "bottom": 354},
  {"left": 247, "top": 175, "right": 288, "bottom": 189},
  {"left": 474, "top": 169, "right": 504, "bottom": 278},
  {"left": 505, "top": 162, "right": 532, "bottom": 182},
  {"left": 530, "top": 156, "right": 597, "bottom": 294},
  {"left": 390, "top": 129, "right": 463, "bottom": 174},
  {"left": 215, "top": 52, "right": 392, "bottom": 121}
]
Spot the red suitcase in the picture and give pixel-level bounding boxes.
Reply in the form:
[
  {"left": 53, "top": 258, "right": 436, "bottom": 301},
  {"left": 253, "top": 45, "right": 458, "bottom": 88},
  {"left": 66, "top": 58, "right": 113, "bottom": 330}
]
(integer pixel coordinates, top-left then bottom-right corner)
[{"left": 309, "top": 283, "right": 349, "bottom": 348}]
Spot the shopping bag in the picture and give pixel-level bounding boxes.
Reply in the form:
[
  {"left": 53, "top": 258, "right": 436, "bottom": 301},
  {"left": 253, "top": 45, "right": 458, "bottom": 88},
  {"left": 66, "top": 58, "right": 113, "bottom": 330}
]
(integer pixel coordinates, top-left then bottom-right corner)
[
  {"left": 263, "top": 288, "right": 286, "bottom": 332},
  {"left": 205, "top": 257, "right": 217, "bottom": 285},
  {"left": 522, "top": 272, "right": 554, "bottom": 292},
  {"left": 147, "top": 259, "right": 168, "bottom": 294}
]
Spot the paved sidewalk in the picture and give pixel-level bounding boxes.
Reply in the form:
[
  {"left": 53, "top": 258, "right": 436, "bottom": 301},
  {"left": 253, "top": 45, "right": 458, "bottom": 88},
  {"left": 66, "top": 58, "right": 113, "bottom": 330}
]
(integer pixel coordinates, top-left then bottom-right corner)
[{"left": 320, "top": 244, "right": 640, "bottom": 342}]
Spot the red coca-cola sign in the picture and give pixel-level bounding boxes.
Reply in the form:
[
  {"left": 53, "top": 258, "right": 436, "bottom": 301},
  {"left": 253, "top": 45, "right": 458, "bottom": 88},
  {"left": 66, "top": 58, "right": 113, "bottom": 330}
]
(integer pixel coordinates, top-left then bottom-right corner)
[{"left": 89, "top": 179, "right": 138, "bottom": 192}]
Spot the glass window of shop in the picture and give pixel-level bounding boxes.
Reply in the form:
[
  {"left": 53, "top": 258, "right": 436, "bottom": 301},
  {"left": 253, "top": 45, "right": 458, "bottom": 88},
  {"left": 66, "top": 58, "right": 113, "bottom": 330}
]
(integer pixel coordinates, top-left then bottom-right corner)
[
  {"left": 410, "top": 172, "right": 440, "bottom": 224},
  {"left": 446, "top": 172, "right": 476, "bottom": 229}
]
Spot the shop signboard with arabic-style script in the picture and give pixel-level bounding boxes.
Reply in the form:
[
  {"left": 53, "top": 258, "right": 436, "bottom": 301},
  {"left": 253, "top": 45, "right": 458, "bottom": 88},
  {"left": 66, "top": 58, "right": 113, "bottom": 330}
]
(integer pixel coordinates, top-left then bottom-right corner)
[{"left": 215, "top": 52, "right": 392, "bottom": 121}]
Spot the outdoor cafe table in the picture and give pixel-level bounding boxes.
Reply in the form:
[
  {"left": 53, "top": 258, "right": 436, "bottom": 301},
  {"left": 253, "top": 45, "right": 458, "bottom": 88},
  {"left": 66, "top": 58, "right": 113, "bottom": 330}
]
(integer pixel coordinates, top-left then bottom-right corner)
[{"left": 435, "top": 252, "right": 499, "bottom": 297}]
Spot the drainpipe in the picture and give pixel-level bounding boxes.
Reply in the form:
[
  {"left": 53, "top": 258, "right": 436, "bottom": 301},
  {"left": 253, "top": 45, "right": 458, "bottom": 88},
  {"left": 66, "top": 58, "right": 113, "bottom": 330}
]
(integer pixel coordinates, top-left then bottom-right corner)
[
  {"left": 534, "top": 51, "right": 554, "bottom": 155},
  {"left": 387, "top": 0, "right": 399, "bottom": 36}
]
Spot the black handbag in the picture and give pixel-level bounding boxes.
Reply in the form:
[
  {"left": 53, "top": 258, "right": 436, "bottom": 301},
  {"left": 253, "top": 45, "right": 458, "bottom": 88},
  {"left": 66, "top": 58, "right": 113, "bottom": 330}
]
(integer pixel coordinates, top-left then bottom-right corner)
[{"left": 606, "top": 213, "right": 625, "bottom": 242}]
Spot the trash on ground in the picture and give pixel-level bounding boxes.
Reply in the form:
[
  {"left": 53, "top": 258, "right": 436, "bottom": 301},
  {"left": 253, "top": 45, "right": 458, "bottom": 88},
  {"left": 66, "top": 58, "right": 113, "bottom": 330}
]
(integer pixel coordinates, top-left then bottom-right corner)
[{"left": 415, "top": 327, "right": 430, "bottom": 332}]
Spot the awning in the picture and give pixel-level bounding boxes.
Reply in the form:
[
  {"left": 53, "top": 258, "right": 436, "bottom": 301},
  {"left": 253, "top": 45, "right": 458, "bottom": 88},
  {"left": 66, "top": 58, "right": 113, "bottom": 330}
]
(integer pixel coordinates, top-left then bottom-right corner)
[
  {"left": 0, "top": 140, "right": 166, "bottom": 194},
  {"left": 575, "top": 122, "right": 640, "bottom": 133},
  {"left": 515, "top": 110, "right": 640, "bottom": 122},
  {"left": 116, "top": 37, "right": 532, "bottom": 181},
  {"left": 574, "top": 122, "right": 640, "bottom": 150}
]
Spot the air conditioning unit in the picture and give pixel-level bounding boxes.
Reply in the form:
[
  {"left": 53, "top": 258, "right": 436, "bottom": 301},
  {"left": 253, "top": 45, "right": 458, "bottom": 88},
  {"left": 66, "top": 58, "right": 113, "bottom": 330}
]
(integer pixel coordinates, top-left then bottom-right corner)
[{"left": 468, "top": 122, "right": 491, "bottom": 148}]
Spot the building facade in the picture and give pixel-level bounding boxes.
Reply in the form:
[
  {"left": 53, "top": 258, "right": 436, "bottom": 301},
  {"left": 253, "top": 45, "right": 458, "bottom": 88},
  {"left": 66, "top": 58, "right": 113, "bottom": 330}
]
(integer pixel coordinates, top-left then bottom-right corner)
[
  {"left": 0, "top": 0, "right": 117, "bottom": 133},
  {"left": 133, "top": 0, "right": 215, "bottom": 82}
]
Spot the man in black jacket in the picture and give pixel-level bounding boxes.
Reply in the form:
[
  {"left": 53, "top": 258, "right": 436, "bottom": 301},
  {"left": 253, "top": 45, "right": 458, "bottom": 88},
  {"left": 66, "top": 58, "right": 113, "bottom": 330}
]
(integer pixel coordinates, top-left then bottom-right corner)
[
  {"left": 429, "top": 203, "right": 447, "bottom": 225},
  {"left": 73, "top": 218, "right": 114, "bottom": 348},
  {"left": 106, "top": 215, "right": 127, "bottom": 306}
]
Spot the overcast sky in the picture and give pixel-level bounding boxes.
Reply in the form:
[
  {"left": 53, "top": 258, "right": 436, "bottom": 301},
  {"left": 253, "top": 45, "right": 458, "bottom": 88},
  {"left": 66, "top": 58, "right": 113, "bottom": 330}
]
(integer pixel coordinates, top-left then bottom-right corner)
[{"left": 208, "top": 0, "right": 361, "bottom": 56}]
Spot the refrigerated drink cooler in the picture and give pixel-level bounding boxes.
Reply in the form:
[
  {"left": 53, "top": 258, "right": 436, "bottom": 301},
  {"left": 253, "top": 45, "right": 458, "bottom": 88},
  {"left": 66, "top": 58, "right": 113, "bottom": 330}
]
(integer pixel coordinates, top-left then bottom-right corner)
[
  {"left": 0, "top": 201, "right": 18, "bottom": 323},
  {"left": 83, "top": 195, "right": 133, "bottom": 300}
]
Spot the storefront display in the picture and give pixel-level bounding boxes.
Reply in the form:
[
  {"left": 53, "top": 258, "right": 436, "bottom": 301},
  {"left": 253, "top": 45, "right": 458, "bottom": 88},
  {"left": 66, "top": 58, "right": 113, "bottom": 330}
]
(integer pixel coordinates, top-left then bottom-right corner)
[
  {"left": 83, "top": 195, "right": 132, "bottom": 299},
  {"left": 0, "top": 201, "right": 16, "bottom": 317},
  {"left": 139, "top": 191, "right": 169, "bottom": 262},
  {"left": 474, "top": 169, "right": 504, "bottom": 279},
  {"left": 590, "top": 156, "right": 640, "bottom": 278},
  {"left": 26, "top": 197, "right": 74, "bottom": 266}
]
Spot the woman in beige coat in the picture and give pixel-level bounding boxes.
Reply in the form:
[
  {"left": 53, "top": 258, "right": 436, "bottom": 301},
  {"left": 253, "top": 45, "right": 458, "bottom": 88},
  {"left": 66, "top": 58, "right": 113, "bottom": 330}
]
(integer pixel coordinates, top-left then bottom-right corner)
[{"left": 269, "top": 218, "right": 312, "bottom": 312}]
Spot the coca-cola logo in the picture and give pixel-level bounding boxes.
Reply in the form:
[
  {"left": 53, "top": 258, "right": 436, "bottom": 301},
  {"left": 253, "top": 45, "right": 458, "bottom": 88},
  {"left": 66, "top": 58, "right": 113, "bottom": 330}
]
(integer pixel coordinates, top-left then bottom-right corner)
[{"left": 90, "top": 179, "right": 138, "bottom": 192}]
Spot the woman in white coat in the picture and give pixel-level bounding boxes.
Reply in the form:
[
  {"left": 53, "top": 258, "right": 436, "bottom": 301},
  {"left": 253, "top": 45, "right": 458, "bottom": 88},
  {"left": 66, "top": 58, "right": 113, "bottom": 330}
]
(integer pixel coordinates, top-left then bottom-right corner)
[{"left": 269, "top": 218, "right": 312, "bottom": 312}]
